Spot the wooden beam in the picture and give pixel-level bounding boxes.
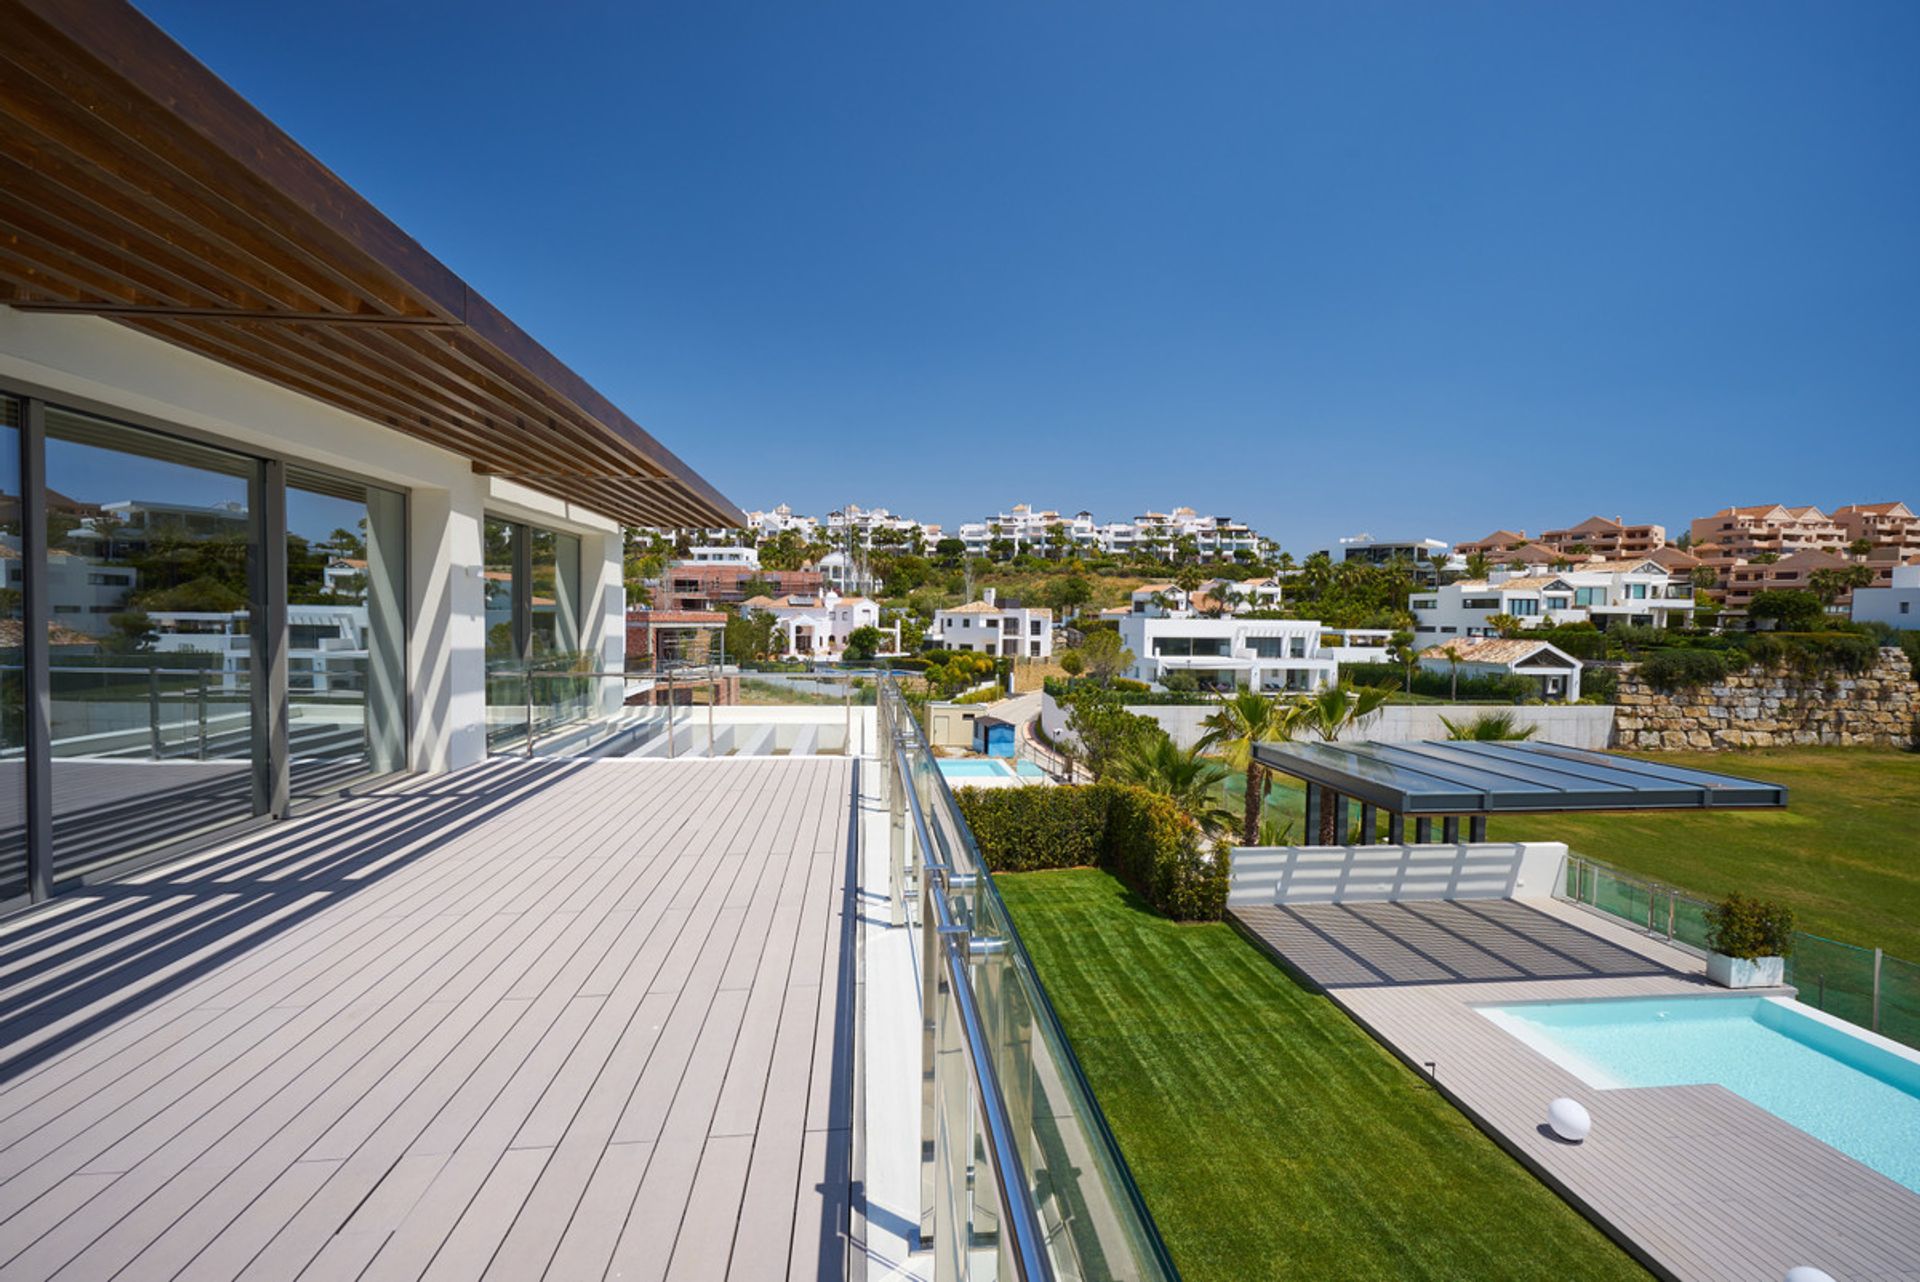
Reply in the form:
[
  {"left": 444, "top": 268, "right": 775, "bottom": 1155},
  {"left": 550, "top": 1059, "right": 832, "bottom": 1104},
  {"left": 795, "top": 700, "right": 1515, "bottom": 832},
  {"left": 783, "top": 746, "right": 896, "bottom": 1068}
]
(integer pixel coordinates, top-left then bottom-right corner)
[{"left": 9, "top": 301, "right": 456, "bottom": 325}]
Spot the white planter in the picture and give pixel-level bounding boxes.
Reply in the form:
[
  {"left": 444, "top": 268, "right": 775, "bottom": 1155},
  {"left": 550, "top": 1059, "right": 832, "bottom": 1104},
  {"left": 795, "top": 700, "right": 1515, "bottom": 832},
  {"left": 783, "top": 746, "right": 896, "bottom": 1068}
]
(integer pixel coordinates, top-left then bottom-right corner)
[{"left": 1706, "top": 952, "right": 1785, "bottom": 989}]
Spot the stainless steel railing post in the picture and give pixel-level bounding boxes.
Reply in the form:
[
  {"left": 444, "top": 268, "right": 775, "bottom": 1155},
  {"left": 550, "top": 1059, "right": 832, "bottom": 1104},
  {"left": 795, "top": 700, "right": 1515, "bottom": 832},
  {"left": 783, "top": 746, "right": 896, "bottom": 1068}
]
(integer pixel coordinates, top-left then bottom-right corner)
[{"left": 1873, "top": 947, "right": 1883, "bottom": 1033}]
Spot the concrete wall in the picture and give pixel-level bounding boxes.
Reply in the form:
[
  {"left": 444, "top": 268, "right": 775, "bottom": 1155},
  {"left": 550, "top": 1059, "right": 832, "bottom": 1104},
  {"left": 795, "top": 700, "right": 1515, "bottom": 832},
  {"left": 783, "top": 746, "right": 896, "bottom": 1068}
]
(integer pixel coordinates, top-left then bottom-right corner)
[
  {"left": 0, "top": 308, "right": 628, "bottom": 773},
  {"left": 1227, "top": 841, "right": 1569, "bottom": 907},
  {"left": 1040, "top": 692, "right": 1615, "bottom": 750},
  {"left": 1614, "top": 646, "right": 1917, "bottom": 750}
]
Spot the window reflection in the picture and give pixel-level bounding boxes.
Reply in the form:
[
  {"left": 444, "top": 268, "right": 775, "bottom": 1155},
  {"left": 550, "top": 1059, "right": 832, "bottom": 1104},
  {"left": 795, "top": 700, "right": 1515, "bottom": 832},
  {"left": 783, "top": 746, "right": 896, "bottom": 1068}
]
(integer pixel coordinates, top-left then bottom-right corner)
[{"left": 43, "top": 408, "right": 258, "bottom": 882}]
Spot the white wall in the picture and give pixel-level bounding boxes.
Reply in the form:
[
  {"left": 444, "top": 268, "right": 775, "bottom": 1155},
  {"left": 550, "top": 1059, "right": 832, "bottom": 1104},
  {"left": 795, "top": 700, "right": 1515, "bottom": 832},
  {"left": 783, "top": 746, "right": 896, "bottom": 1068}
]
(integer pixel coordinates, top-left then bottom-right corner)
[
  {"left": 1228, "top": 842, "right": 1569, "bottom": 907},
  {"left": 1040, "top": 692, "right": 1615, "bottom": 750},
  {"left": 1, "top": 307, "right": 627, "bottom": 773}
]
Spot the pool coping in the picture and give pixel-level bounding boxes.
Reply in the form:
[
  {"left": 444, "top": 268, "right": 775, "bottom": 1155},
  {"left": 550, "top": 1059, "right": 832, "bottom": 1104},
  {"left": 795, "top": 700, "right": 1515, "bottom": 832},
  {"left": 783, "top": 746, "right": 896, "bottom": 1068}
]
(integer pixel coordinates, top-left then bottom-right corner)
[{"left": 1245, "top": 897, "right": 1920, "bottom": 1282}]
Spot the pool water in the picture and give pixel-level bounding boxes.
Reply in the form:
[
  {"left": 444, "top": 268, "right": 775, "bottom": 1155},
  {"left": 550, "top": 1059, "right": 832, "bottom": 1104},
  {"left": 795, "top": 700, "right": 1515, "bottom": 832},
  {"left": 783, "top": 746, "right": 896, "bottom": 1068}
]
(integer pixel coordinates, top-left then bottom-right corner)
[
  {"left": 936, "top": 758, "right": 1047, "bottom": 780},
  {"left": 1481, "top": 996, "right": 1920, "bottom": 1192}
]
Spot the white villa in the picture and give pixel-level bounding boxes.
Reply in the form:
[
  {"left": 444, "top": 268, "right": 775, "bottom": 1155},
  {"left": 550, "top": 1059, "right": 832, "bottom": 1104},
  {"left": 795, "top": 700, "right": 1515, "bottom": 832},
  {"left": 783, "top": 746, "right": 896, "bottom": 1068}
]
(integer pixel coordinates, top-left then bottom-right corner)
[
  {"left": 927, "top": 589, "right": 1054, "bottom": 659},
  {"left": 1411, "top": 557, "right": 1696, "bottom": 641},
  {"left": 1118, "top": 612, "right": 1391, "bottom": 694},
  {"left": 742, "top": 589, "right": 896, "bottom": 660},
  {"left": 684, "top": 544, "right": 760, "bottom": 567},
  {"left": 1419, "top": 637, "right": 1585, "bottom": 702}
]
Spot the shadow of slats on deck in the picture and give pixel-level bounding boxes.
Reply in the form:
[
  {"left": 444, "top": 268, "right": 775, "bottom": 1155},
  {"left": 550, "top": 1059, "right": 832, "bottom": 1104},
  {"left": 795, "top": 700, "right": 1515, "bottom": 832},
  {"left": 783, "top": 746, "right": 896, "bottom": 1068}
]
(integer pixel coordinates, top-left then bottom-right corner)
[{"left": 0, "top": 756, "right": 857, "bottom": 1282}]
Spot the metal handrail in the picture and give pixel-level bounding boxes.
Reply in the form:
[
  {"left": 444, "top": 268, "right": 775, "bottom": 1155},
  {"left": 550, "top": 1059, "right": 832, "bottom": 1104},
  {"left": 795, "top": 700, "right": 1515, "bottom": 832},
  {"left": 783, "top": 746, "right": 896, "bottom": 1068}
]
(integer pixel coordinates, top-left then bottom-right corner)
[{"left": 886, "top": 693, "right": 1055, "bottom": 1281}]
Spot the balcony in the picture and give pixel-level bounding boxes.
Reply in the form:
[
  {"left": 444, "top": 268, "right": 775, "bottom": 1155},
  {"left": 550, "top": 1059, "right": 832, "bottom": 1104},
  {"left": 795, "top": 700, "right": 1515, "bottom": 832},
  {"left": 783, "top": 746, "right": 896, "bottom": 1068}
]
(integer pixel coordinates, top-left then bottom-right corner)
[{"left": 0, "top": 673, "right": 1171, "bottom": 1281}]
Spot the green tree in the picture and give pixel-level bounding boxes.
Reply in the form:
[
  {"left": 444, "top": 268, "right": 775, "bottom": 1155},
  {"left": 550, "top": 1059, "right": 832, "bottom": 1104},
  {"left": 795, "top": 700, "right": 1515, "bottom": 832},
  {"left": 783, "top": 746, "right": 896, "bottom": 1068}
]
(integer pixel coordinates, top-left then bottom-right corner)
[
  {"left": 1077, "top": 627, "right": 1134, "bottom": 684},
  {"left": 842, "top": 625, "right": 883, "bottom": 661},
  {"left": 1063, "top": 685, "right": 1161, "bottom": 779},
  {"left": 1690, "top": 565, "right": 1719, "bottom": 591},
  {"left": 1058, "top": 649, "right": 1085, "bottom": 677},
  {"left": 1043, "top": 573, "right": 1092, "bottom": 618},
  {"left": 1463, "top": 552, "right": 1493, "bottom": 581},
  {"left": 1200, "top": 689, "right": 1302, "bottom": 846},
  {"left": 1747, "top": 589, "right": 1825, "bottom": 632},
  {"left": 1485, "top": 612, "right": 1525, "bottom": 639},
  {"left": 1110, "top": 737, "right": 1237, "bottom": 836},
  {"left": 1809, "top": 565, "right": 1873, "bottom": 606}
]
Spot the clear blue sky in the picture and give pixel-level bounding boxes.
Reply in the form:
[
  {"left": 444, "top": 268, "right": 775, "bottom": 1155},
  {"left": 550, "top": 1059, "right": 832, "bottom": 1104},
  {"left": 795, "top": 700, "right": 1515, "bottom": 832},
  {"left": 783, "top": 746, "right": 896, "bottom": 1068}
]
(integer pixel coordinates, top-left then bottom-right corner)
[{"left": 138, "top": 0, "right": 1919, "bottom": 552}]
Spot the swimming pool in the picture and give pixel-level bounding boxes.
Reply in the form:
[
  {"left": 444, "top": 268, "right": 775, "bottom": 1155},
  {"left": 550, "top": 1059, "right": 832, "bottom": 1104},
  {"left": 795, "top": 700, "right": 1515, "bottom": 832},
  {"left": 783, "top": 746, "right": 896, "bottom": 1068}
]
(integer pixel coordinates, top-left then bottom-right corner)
[
  {"left": 1481, "top": 995, "right": 1920, "bottom": 1192},
  {"left": 936, "top": 758, "right": 1047, "bottom": 780}
]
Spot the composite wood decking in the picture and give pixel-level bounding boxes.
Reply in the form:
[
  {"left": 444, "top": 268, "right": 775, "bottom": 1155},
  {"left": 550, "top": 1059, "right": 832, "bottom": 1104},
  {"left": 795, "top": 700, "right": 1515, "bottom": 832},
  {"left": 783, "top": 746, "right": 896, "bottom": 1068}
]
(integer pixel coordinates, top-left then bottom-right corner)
[
  {"left": 1231, "top": 897, "right": 1920, "bottom": 1282},
  {"left": 0, "top": 755, "right": 857, "bottom": 1281}
]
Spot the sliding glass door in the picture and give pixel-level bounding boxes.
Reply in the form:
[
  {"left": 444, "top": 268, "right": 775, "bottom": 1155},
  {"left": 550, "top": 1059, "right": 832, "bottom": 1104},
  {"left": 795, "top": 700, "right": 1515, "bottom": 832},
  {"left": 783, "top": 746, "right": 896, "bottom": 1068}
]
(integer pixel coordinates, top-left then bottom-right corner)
[
  {"left": 484, "top": 518, "right": 582, "bottom": 753},
  {"left": 0, "top": 385, "right": 413, "bottom": 903},
  {"left": 0, "top": 397, "right": 24, "bottom": 908},
  {"left": 286, "top": 469, "right": 406, "bottom": 805}
]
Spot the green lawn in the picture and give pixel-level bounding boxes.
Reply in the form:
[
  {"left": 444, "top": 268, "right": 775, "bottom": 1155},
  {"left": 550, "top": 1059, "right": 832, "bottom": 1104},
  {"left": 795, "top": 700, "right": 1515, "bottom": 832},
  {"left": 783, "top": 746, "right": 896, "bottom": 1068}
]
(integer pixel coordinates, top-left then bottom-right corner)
[
  {"left": 1487, "top": 748, "right": 1920, "bottom": 959},
  {"left": 996, "top": 869, "right": 1648, "bottom": 1282}
]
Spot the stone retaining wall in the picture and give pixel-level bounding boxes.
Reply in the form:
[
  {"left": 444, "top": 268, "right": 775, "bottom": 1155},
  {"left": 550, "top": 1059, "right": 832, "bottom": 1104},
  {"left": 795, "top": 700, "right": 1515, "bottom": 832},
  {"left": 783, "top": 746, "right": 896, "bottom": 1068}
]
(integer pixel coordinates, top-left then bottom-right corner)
[{"left": 1614, "top": 646, "right": 1918, "bottom": 750}]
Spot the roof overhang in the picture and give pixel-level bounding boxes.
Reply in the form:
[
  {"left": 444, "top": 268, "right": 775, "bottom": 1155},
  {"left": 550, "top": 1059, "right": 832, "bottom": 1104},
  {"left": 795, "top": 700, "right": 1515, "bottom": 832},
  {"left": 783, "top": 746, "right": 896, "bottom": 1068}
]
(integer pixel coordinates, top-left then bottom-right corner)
[
  {"left": 0, "top": 0, "right": 743, "bottom": 529},
  {"left": 1251, "top": 740, "right": 1788, "bottom": 816}
]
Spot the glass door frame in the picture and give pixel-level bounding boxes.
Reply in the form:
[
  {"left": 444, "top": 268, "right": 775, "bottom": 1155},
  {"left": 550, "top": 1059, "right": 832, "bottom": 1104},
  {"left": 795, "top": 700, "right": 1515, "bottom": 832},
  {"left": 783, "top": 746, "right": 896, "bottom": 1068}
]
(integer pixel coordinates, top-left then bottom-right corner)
[{"left": 3, "top": 374, "right": 412, "bottom": 905}]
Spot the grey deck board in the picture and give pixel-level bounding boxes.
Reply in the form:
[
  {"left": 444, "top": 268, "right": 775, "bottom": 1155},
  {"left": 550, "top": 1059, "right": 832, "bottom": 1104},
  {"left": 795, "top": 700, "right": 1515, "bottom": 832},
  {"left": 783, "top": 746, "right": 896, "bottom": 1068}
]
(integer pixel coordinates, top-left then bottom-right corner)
[
  {"left": 0, "top": 756, "right": 856, "bottom": 1281},
  {"left": 1231, "top": 896, "right": 1920, "bottom": 1281}
]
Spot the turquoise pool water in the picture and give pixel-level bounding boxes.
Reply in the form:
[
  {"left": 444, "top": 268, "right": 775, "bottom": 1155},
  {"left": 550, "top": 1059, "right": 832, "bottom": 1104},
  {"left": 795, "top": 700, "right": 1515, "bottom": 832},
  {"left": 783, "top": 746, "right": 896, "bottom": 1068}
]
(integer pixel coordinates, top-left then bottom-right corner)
[
  {"left": 1482, "top": 996, "right": 1920, "bottom": 1192},
  {"left": 936, "top": 758, "right": 1046, "bottom": 780}
]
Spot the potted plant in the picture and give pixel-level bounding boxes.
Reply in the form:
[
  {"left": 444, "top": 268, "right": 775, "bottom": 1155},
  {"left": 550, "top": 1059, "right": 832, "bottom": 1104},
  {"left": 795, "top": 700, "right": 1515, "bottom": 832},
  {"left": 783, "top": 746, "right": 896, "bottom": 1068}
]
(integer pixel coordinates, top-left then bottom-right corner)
[{"left": 1703, "top": 893, "right": 1794, "bottom": 988}]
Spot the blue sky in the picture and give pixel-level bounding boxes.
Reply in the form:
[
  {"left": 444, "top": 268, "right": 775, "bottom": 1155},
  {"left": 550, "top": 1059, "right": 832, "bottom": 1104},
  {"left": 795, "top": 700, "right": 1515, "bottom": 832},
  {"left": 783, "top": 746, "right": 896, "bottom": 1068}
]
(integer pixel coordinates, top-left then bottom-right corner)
[{"left": 138, "top": 0, "right": 1919, "bottom": 552}]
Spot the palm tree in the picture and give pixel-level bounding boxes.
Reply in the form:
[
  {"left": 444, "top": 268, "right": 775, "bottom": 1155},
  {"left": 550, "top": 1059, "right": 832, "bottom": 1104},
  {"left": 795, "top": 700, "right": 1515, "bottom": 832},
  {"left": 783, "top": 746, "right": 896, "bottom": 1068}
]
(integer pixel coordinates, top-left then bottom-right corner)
[
  {"left": 1440, "top": 643, "right": 1464, "bottom": 701},
  {"left": 1110, "top": 737, "right": 1237, "bottom": 836},
  {"left": 1441, "top": 711, "right": 1538, "bottom": 741},
  {"left": 1199, "top": 689, "right": 1302, "bottom": 846},
  {"left": 1463, "top": 552, "right": 1493, "bottom": 581},
  {"left": 1298, "top": 681, "right": 1391, "bottom": 842}
]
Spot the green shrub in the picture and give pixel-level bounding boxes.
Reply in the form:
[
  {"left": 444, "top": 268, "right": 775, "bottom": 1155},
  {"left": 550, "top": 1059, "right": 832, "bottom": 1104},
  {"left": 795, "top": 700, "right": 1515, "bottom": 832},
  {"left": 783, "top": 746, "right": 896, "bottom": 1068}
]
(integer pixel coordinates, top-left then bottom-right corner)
[
  {"left": 1704, "top": 893, "right": 1795, "bottom": 960},
  {"left": 1637, "top": 648, "right": 1742, "bottom": 690},
  {"left": 951, "top": 784, "right": 1108, "bottom": 872},
  {"left": 952, "top": 781, "right": 1231, "bottom": 921}
]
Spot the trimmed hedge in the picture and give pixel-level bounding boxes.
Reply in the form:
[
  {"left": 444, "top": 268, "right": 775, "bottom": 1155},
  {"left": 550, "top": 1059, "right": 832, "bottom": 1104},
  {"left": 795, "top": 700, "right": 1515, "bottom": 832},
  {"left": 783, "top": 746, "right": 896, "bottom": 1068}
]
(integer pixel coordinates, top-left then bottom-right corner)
[{"left": 953, "top": 781, "right": 1231, "bottom": 921}]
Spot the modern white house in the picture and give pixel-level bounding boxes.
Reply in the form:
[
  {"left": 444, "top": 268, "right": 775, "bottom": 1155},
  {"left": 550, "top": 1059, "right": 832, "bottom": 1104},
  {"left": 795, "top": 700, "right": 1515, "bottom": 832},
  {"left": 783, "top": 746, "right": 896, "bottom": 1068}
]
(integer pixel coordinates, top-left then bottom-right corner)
[
  {"left": 742, "top": 589, "right": 894, "bottom": 660},
  {"left": 684, "top": 544, "right": 759, "bottom": 567},
  {"left": 1337, "top": 533, "right": 1453, "bottom": 578},
  {"left": 1418, "top": 637, "right": 1585, "bottom": 701},
  {"left": 1851, "top": 558, "right": 1920, "bottom": 628},
  {"left": 957, "top": 503, "right": 1265, "bottom": 561},
  {"left": 1410, "top": 558, "right": 1696, "bottom": 640},
  {"left": 1118, "top": 615, "right": 1343, "bottom": 693},
  {"left": 927, "top": 589, "right": 1054, "bottom": 659}
]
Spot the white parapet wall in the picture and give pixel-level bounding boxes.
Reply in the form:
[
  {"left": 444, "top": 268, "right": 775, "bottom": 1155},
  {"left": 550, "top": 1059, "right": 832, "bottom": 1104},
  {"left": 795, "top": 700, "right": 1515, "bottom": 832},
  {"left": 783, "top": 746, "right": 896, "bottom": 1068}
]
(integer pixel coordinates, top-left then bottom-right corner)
[
  {"left": 1041, "top": 694, "right": 1615, "bottom": 750},
  {"left": 1227, "top": 841, "right": 1569, "bottom": 907}
]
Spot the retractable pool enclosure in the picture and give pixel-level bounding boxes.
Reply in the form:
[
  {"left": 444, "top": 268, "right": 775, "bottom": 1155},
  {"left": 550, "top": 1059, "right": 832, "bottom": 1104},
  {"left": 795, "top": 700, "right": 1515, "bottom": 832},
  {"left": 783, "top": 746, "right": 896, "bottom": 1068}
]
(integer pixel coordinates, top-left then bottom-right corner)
[{"left": 1252, "top": 739, "right": 1788, "bottom": 843}]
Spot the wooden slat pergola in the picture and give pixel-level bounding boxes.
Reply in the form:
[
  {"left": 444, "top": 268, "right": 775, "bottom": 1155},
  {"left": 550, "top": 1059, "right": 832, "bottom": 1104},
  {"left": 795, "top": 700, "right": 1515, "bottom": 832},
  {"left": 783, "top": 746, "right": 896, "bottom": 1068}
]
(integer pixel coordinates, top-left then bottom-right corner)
[{"left": 0, "top": 0, "right": 743, "bottom": 529}]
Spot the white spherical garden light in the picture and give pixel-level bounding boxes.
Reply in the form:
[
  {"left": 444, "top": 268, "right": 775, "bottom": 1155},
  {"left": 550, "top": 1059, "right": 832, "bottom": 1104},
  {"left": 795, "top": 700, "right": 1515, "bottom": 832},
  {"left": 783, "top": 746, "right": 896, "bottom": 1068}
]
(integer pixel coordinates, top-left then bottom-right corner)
[
  {"left": 1783, "top": 1269, "right": 1835, "bottom": 1282},
  {"left": 1547, "top": 1097, "right": 1591, "bottom": 1143}
]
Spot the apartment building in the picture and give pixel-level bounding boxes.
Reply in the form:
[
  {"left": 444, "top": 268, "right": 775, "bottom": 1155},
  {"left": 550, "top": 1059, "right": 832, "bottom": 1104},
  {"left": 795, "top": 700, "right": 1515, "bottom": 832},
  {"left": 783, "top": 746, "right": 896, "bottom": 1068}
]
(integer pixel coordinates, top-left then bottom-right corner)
[
  {"left": 1539, "top": 515, "right": 1668, "bottom": 558},
  {"left": 1834, "top": 502, "right": 1920, "bottom": 564},
  {"left": 928, "top": 589, "right": 1054, "bottom": 659},
  {"left": 957, "top": 503, "right": 1265, "bottom": 562},
  {"left": 1718, "top": 548, "right": 1854, "bottom": 614},
  {"left": 744, "top": 502, "right": 820, "bottom": 541},
  {"left": 1689, "top": 504, "right": 1847, "bottom": 560},
  {"left": 1128, "top": 577, "right": 1284, "bottom": 617},
  {"left": 824, "top": 502, "right": 938, "bottom": 548},
  {"left": 654, "top": 561, "right": 821, "bottom": 611},
  {"left": 1410, "top": 558, "right": 1696, "bottom": 639},
  {"left": 1455, "top": 529, "right": 1531, "bottom": 557}
]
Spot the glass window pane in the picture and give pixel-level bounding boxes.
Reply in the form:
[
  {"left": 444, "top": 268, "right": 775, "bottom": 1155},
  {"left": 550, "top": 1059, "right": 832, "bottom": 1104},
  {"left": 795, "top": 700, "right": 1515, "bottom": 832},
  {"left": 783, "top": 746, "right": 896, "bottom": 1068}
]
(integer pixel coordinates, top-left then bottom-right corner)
[
  {"left": 43, "top": 407, "right": 259, "bottom": 882},
  {"left": 529, "top": 528, "right": 580, "bottom": 662},
  {"left": 0, "top": 396, "right": 22, "bottom": 902},
  {"left": 484, "top": 517, "right": 524, "bottom": 752},
  {"left": 286, "top": 469, "right": 407, "bottom": 801}
]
